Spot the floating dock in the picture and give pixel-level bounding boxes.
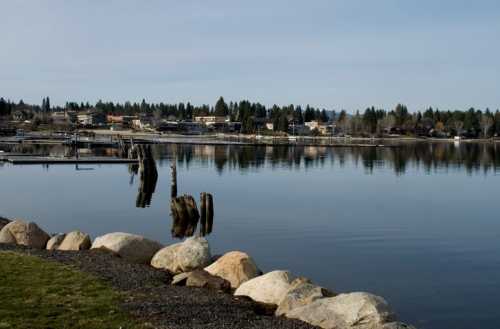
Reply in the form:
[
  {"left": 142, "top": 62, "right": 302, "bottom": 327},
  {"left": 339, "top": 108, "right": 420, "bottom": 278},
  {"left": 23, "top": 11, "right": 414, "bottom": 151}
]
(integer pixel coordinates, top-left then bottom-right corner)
[{"left": 2, "top": 156, "right": 138, "bottom": 165}]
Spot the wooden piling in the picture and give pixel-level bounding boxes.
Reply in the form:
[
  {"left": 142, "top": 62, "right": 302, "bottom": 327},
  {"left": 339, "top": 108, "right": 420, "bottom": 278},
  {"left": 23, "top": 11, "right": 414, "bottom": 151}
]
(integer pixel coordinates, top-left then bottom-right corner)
[
  {"left": 135, "top": 144, "right": 158, "bottom": 208},
  {"left": 171, "top": 162, "right": 177, "bottom": 199},
  {"left": 206, "top": 193, "right": 214, "bottom": 234},
  {"left": 199, "top": 192, "right": 213, "bottom": 236},
  {"left": 170, "top": 194, "right": 199, "bottom": 238},
  {"left": 184, "top": 195, "right": 200, "bottom": 236},
  {"left": 200, "top": 192, "right": 207, "bottom": 236}
]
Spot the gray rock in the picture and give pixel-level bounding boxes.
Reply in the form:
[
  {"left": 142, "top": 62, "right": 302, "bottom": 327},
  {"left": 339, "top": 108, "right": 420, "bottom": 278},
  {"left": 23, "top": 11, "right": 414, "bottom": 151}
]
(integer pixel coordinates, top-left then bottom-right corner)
[
  {"left": 172, "top": 270, "right": 231, "bottom": 292},
  {"left": 186, "top": 269, "right": 231, "bottom": 292},
  {"left": 204, "top": 251, "right": 260, "bottom": 288},
  {"left": 172, "top": 272, "right": 191, "bottom": 286},
  {"left": 276, "top": 281, "right": 335, "bottom": 316},
  {"left": 0, "top": 219, "right": 50, "bottom": 249},
  {"left": 151, "top": 237, "right": 211, "bottom": 274},
  {"left": 285, "top": 292, "right": 396, "bottom": 329},
  {"left": 47, "top": 233, "right": 66, "bottom": 250},
  {"left": 58, "top": 231, "right": 91, "bottom": 251},
  {"left": 234, "top": 270, "right": 295, "bottom": 305},
  {"left": 91, "top": 232, "right": 163, "bottom": 264}
]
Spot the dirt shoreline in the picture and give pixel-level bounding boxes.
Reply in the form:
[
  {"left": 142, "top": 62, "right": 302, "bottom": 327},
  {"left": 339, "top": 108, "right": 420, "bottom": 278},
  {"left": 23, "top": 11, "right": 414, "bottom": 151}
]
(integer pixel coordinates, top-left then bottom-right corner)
[
  {"left": 1, "top": 129, "right": 499, "bottom": 147},
  {"left": 0, "top": 244, "right": 318, "bottom": 329}
]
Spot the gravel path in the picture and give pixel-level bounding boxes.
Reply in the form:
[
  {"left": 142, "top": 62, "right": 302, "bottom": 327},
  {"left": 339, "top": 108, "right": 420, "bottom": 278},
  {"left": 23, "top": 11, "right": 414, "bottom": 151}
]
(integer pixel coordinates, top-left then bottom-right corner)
[{"left": 0, "top": 244, "right": 318, "bottom": 329}]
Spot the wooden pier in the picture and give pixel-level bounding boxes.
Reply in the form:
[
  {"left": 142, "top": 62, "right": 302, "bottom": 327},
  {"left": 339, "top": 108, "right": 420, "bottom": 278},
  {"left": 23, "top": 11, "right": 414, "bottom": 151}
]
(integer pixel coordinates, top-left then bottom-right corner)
[{"left": 2, "top": 156, "right": 139, "bottom": 165}]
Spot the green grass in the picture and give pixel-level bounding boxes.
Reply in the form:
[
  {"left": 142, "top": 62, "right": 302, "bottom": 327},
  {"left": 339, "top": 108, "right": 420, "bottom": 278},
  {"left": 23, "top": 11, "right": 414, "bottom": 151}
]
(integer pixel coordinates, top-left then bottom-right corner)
[{"left": 0, "top": 252, "right": 145, "bottom": 329}]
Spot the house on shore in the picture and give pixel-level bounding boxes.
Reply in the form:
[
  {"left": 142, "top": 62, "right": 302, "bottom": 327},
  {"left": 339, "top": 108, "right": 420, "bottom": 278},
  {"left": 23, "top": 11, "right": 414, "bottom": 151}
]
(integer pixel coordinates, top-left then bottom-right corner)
[
  {"left": 51, "top": 111, "right": 77, "bottom": 125},
  {"left": 194, "top": 116, "right": 229, "bottom": 126},
  {"left": 304, "top": 121, "right": 334, "bottom": 135},
  {"left": 107, "top": 115, "right": 138, "bottom": 128},
  {"left": 157, "top": 120, "right": 206, "bottom": 134},
  {"left": 77, "top": 110, "right": 106, "bottom": 127},
  {"left": 12, "top": 110, "right": 30, "bottom": 122}
]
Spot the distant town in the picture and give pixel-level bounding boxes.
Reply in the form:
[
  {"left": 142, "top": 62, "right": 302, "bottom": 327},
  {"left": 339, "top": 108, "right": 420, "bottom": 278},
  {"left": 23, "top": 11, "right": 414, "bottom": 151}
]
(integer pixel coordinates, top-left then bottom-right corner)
[{"left": 1, "top": 96, "right": 499, "bottom": 139}]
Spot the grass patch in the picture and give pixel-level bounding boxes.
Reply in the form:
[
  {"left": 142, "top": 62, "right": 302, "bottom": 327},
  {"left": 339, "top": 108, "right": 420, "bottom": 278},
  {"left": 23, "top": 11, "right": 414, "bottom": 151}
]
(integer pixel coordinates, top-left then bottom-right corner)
[{"left": 0, "top": 251, "right": 144, "bottom": 329}]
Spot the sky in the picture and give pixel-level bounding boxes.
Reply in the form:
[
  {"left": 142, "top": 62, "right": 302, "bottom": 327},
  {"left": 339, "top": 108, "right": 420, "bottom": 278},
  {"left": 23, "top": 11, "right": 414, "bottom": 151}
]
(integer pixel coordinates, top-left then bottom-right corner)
[{"left": 1, "top": 0, "right": 499, "bottom": 112}]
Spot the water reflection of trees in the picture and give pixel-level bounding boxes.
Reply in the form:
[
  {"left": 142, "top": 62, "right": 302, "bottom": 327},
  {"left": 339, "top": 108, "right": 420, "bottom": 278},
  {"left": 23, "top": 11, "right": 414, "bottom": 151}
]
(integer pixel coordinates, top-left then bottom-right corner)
[
  {"left": 154, "top": 142, "right": 500, "bottom": 175},
  {"left": 2, "top": 142, "right": 499, "bottom": 175}
]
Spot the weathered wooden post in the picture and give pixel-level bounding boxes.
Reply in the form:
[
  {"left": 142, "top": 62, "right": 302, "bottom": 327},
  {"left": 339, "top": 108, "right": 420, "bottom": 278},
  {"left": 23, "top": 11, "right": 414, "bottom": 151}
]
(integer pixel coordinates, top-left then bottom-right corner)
[
  {"left": 206, "top": 193, "right": 213, "bottom": 234},
  {"left": 169, "top": 160, "right": 214, "bottom": 238},
  {"left": 128, "top": 144, "right": 137, "bottom": 159},
  {"left": 136, "top": 144, "right": 158, "bottom": 208},
  {"left": 171, "top": 162, "right": 177, "bottom": 199},
  {"left": 171, "top": 195, "right": 200, "bottom": 238},
  {"left": 200, "top": 192, "right": 207, "bottom": 236},
  {"left": 199, "top": 192, "right": 214, "bottom": 236}
]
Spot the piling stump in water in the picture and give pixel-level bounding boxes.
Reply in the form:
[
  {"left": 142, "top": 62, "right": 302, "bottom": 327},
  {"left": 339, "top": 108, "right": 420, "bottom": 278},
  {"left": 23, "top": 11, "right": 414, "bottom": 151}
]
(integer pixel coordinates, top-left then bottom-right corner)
[
  {"left": 200, "top": 192, "right": 214, "bottom": 236},
  {"left": 171, "top": 195, "right": 200, "bottom": 238},
  {"left": 128, "top": 144, "right": 138, "bottom": 159},
  {"left": 169, "top": 163, "right": 214, "bottom": 238}
]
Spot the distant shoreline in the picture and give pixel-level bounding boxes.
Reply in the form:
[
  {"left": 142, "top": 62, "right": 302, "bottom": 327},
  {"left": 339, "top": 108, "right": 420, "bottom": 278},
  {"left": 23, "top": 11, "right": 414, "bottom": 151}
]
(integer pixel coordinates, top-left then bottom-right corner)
[{"left": 0, "top": 129, "right": 499, "bottom": 148}]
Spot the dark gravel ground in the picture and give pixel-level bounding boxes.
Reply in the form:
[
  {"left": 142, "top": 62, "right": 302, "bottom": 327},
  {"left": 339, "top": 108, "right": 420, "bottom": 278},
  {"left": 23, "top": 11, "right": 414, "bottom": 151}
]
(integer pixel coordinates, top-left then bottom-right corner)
[{"left": 0, "top": 244, "right": 318, "bottom": 329}]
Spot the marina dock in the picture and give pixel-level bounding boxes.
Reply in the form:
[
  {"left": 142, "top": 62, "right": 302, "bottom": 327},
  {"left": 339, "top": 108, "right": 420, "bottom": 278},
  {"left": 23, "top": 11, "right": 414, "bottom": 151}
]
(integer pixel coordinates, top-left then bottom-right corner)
[{"left": 0, "top": 155, "right": 138, "bottom": 165}]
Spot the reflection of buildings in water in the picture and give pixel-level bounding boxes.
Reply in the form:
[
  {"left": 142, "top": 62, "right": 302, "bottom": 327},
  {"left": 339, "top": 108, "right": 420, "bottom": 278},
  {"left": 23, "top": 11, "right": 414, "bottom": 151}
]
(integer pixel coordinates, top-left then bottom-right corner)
[
  {"left": 304, "top": 146, "right": 318, "bottom": 159},
  {"left": 42, "top": 142, "right": 500, "bottom": 175},
  {"left": 265, "top": 146, "right": 274, "bottom": 158},
  {"left": 7, "top": 142, "right": 499, "bottom": 176},
  {"left": 194, "top": 145, "right": 216, "bottom": 158}
]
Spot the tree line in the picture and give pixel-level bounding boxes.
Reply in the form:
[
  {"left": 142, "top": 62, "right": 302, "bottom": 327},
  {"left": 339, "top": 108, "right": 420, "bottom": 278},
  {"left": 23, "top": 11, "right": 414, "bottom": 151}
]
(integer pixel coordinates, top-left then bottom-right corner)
[{"left": 1, "top": 96, "right": 500, "bottom": 137}]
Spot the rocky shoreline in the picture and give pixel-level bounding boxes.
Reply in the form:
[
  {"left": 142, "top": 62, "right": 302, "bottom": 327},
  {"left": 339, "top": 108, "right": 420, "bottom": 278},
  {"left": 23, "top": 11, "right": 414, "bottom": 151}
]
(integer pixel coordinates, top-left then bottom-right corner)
[{"left": 0, "top": 218, "right": 415, "bottom": 329}]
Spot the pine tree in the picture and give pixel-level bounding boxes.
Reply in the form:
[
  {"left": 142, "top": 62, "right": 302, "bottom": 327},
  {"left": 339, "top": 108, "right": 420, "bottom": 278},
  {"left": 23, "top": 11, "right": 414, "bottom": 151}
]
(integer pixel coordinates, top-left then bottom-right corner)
[{"left": 214, "top": 97, "right": 229, "bottom": 116}]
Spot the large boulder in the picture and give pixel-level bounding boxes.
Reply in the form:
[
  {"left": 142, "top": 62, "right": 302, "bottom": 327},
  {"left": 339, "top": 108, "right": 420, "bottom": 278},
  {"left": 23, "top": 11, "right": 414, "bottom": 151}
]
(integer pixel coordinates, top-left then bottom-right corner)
[
  {"left": 0, "top": 219, "right": 50, "bottom": 249},
  {"left": 58, "top": 231, "right": 92, "bottom": 251},
  {"left": 204, "top": 251, "right": 260, "bottom": 288},
  {"left": 46, "top": 233, "right": 66, "bottom": 250},
  {"left": 0, "top": 226, "right": 16, "bottom": 244},
  {"left": 276, "top": 279, "right": 335, "bottom": 316},
  {"left": 172, "top": 269, "right": 231, "bottom": 292},
  {"left": 151, "top": 237, "right": 211, "bottom": 274},
  {"left": 0, "top": 217, "right": 10, "bottom": 231},
  {"left": 91, "top": 232, "right": 162, "bottom": 264},
  {"left": 234, "top": 270, "right": 295, "bottom": 305},
  {"left": 285, "top": 292, "right": 396, "bottom": 329}
]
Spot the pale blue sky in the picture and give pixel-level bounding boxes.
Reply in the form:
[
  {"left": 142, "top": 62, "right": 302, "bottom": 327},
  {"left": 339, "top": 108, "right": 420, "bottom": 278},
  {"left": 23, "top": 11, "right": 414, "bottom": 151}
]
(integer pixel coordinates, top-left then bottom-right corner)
[{"left": 1, "top": 0, "right": 499, "bottom": 111}]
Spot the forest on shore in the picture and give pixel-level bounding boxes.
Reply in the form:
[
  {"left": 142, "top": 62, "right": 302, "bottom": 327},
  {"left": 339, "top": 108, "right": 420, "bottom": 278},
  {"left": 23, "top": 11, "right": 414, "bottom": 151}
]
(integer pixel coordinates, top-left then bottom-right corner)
[{"left": 1, "top": 96, "right": 499, "bottom": 138}]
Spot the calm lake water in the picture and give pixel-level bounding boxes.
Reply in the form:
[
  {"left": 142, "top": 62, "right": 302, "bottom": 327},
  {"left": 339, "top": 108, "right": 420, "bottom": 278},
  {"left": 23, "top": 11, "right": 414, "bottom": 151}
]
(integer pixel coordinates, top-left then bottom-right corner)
[{"left": 1, "top": 142, "right": 500, "bottom": 329}]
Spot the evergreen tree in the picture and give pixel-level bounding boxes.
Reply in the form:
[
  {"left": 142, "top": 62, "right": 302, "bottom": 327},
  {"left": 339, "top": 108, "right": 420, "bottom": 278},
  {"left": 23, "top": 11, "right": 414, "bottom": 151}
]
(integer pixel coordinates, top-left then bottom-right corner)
[
  {"left": 294, "top": 106, "right": 304, "bottom": 124},
  {"left": 0, "top": 97, "right": 8, "bottom": 116},
  {"left": 320, "top": 109, "right": 329, "bottom": 123},
  {"left": 214, "top": 96, "right": 229, "bottom": 116},
  {"left": 278, "top": 113, "right": 289, "bottom": 133},
  {"left": 393, "top": 104, "right": 409, "bottom": 127}
]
